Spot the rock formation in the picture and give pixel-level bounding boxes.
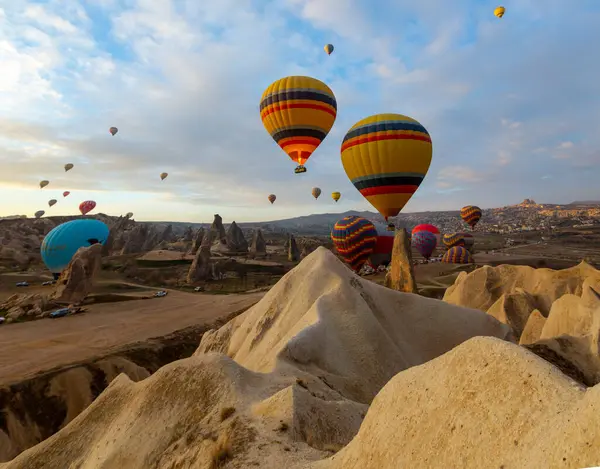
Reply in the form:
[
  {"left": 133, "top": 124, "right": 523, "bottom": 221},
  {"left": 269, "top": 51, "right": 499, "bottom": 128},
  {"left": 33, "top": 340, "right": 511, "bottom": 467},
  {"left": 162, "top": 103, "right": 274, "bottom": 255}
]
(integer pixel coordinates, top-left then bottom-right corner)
[
  {"left": 51, "top": 244, "right": 103, "bottom": 305},
  {"left": 182, "top": 226, "right": 194, "bottom": 242},
  {"left": 159, "top": 224, "right": 175, "bottom": 243},
  {"left": 444, "top": 262, "right": 600, "bottom": 385},
  {"left": 224, "top": 221, "right": 248, "bottom": 254},
  {"left": 4, "top": 248, "right": 520, "bottom": 469},
  {"left": 249, "top": 229, "right": 267, "bottom": 258},
  {"left": 120, "top": 224, "right": 150, "bottom": 255},
  {"left": 384, "top": 228, "right": 417, "bottom": 293},
  {"left": 208, "top": 214, "right": 229, "bottom": 254},
  {"left": 288, "top": 234, "right": 299, "bottom": 261},
  {"left": 189, "top": 227, "right": 205, "bottom": 254},
  {"left": 187, "top": 221, "right": 221, "bottom": 283}
]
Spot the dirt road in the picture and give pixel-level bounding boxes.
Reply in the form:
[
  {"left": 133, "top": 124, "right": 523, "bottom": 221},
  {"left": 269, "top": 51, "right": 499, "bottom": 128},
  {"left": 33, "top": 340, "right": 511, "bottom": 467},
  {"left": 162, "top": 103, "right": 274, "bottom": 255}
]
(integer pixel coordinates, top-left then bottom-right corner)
[{"left": 0, "top": 290, "right": 264, "bottom": 385}]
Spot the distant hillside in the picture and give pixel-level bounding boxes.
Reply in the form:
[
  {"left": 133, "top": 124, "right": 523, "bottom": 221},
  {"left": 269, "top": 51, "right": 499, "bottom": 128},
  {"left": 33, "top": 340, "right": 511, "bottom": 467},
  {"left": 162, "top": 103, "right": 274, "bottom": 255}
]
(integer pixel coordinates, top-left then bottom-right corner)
[{"left": 571, "top": 201, "right": 600, "bottom": 205}]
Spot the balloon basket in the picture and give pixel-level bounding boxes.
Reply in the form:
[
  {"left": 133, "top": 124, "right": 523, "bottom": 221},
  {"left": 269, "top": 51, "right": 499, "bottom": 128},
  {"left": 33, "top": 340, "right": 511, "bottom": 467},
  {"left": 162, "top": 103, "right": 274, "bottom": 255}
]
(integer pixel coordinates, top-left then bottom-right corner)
[
  {"left": 386, "top": 223, "right": 395, "bottom": 231},
  {"left": 294, "top": 165, "right": 307, "bottom": 174}
]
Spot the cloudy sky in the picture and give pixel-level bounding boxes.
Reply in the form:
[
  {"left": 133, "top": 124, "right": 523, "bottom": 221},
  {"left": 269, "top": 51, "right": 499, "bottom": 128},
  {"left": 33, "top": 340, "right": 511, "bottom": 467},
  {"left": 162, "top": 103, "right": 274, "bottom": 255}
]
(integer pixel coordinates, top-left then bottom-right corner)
[{"left": 2, "top": 0, "right": 600, "bottom": 222}]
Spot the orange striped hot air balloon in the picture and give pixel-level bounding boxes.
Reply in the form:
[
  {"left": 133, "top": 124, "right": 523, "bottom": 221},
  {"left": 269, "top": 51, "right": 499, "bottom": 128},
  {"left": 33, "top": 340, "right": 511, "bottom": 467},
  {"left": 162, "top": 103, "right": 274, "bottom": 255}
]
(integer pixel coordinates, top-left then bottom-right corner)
[
  {"left": 460, "top": 205, "right": 482, "bottom": 229},
  {"left": 260, "top": 76, "right": 337, "bottom": 174},
  {"left": 341, "top": 113, "right": 432, "bottom": 227},
  {"left": 331, "top": 216, "right": 378, "bottom": 271}
]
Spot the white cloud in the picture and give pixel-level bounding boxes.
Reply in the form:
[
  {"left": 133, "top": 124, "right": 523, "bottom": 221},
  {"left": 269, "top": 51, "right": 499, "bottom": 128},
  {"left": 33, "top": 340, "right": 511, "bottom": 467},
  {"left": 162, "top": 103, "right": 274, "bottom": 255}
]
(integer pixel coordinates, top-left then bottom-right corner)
[{"left": 1, "top": 1, "right": 600, "bottom": 220}]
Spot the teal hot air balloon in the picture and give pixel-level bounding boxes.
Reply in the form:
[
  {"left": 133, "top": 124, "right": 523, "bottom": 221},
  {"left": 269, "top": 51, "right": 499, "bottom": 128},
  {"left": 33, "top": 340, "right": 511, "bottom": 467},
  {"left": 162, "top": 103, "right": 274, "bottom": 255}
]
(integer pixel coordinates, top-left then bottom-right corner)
[{"left": 41, "top": 219, "right": 109, "bottom": 278}]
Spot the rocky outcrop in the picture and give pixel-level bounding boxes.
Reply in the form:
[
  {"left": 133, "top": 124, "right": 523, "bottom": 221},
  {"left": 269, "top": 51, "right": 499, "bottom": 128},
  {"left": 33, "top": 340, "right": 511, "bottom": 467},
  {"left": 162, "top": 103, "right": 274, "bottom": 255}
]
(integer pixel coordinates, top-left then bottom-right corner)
[
  {"left": 249, "top": 229, "right": 267, "bottom": 259},
  {"left": 159, "top": 225, "right": 175, "bottom": 244},
  {"left": 224, "top": 221, "right": 248, "bottom": 254},
  {"left": 0, "top": 294, "right": 50, "bottom": 322},
  {"left": 187, "top": 221, "right": 221, "bottom": 283},
  {"left": 51, "top": 244, "right": 103, "bottom": 305},
  {"left": 182, "top": 226, "right": 194, "bottom": 242},
  {"left": 120, "top": 224, "right": 150, "bottom": 255},
  {"left": 384, "top": 228, "right": 417, "bottom": 293},
  {"left": 288, "top": 234, "right": 300, "bottom": 262},
  {"left": 207, "top": 215, "right": 228, "bottom": 254}
]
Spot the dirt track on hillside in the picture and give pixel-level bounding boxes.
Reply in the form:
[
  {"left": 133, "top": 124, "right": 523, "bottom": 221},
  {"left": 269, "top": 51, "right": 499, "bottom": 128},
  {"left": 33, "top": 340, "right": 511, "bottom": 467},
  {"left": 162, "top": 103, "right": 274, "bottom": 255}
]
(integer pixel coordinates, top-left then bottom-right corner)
[{"left": 0, "top": 289, "right": 264, "bottom": 385}]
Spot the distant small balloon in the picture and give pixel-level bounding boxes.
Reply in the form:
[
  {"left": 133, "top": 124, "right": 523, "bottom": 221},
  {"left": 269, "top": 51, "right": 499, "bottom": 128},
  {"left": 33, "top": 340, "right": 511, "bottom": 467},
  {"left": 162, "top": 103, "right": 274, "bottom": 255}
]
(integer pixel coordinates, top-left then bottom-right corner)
[
  {"left": 494, "top": 6, "right": 505, "bottom": 18},
  {"left": 63, "top": 191, "right": 70, "bottom": 197},
  {"left": 160, "top": 172, "right": 168, "bottom": 180},
  {"left": 312, "top": 187, "right": 321, "bottom": 199},
  {"left": 109, "top": 127, "right": 118, "bottom": 136},
  {"left": 40, "top": 180, "right": 49, "bottom": 189},
  {"left": 64, "top": 163, "right": 74, "bottom": 172},
  {"left": 126, "top": 212, "right": 134, "bottom": 218},
  {"left": 324, "top": 44, "right": 334, "bottom": 55},
  {"left": 34, "top": 210, "right": 45, "bottom": 219},
  {"left": 48, "top": 199, "right": 57, "bottom": 207},
  {"left": 268, "top": 194, "right": 276, "bottom": 204},
  {"left": 331, "top": 191, "right": 341, "bottom": 202},
  {"left": 79, "top": 200, "right": 96, "bottom": 215}
]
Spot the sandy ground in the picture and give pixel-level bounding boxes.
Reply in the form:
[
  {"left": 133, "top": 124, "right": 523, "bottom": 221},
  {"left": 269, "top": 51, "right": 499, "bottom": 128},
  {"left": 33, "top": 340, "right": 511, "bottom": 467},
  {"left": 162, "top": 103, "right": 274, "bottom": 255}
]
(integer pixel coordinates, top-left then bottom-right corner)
[{"left": 0, "top": 289, "right": 264, "bottom": 385}]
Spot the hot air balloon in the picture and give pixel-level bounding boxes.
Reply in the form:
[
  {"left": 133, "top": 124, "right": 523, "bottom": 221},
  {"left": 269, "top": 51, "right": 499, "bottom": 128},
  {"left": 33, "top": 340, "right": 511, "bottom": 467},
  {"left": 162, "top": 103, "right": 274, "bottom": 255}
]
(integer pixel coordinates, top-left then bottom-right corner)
[
  {"left": 268, "top": 194, "right": 276, "bottom": 204},
  {"left": 160, "top": 172, "right": 168, "bottom": 181},
  {"left": 41, "top": 219, "right": 109, "bottom": 277},
  {"left": 126, "top": 212, "right": 134, "bottom": 219},
  {"left": 331, "top": 192, "right": 341, "bottom": 202},
  {"left": 40, "top": 180, "right": 49, "bottom": 189},
  {"left": 341, "top": 113, "right": 432, "bottom": 228},
  {"left": 63, "top": 191, "right": 70, "bottom": 197},
  {"left": 34, "top": 210, "right": 45, "bottom": 219},
  {"left": 79, "top": 200, "right": 96, "bottom": 215},
  {"left": 324, "top": 44, "right": 334, "bottom": 55},
  {"left": 412, "top": 230, "right": 437, "bottom": 261},
  {"left": 369, "top": 221, "right": 395, "bottom": 267},
  {"left": 331, "top": 216, "right": 377, "bottom": 271},
  {"left": 442, "top": 233, "right": 465, "bottom": 249},
  {"left": 412, "top": 223, "right": 440, "bottom": 243},
  {"left": 312, "top": 187, "right": 322, "bottom": 199},
  {"left": 64, "top": 163, "right": 74, "bottom": 172},
  {"left": 48, "top": 199, "right": 57, "bottom": 207},
  {"left": 461, "top": 205, "right": 482, "bottom": 230},
  {"left": 260, "top": 76, "right": 337, "bottom": 174},
  {"left": 109, "top": 127, "right": 118, "bottom": 136},
  {"left": 441, "top": 246, "right": 473, "bottom": 264},
  {"left": 494, "top": 6, "right": 505, "bottom": 18}
]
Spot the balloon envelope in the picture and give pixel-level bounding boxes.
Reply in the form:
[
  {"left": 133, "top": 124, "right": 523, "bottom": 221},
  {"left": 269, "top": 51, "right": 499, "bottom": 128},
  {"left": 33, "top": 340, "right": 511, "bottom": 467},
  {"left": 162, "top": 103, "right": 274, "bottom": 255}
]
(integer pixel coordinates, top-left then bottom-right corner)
[
  {"left": 268, "top": 194, "right": 276, "bottom": 204},
  {"left": 412, "top": 223, "right": 440, "bottom": 242},
  {"left": 48, "top": 199, "right": 57, "bottom": 207},
  {"left": 41, "top": 219, "right": 109, "bottom": 273},
  {"left": 63, "top": 191, "right": 70, "bottom": 197},
  {"left": 160, "top": 172, "right": 168, "bottom": 180},
  {"left": 369, "top": 221, "right": 395, "bottom": 267},
  {"left": 461, "top": 205, "right": 482, "bottom": 229},
  {"left": 412, "top": 230, "right": 437, "bottom": 260},
  {"left": 331, "top": 216, "right": 377, "bottom": 271},
  {"left": 442, "top": 233, "right": 465, "bottom": 249},
  {"left": 79, "top": 200, "right": 96, "bottom": 215},
  {"left": 441, "top": 246, "right": 473, "bottom": 264},
  {"left": 341, "top": 113, "right": 432, "bottom": 221},
  {"left": 40, "top": 180, "right": 49, "bottom": 189},
  {"left": 324, "top": 44, "right": 334, "bottom": 55},
  {"left": 64, "top": 163, "right": 74, "bottom": 172},
  {"left": 494, "top": 6, "right": 505, "bottom": 17},
  {"left": 312, "top": 187, "right": 321, "bottom": 199},
  {"left": 331, "top": 191, "right": 341, "bottom": 202},
  {"left": 34, "top": 210, "right": 45, "bottom": 219},
  {"left": 260, "top": 76, "right": 337, "bottom": 172},
  {"left": 109, "top": 127, "right": 118, "bottom": 135}
]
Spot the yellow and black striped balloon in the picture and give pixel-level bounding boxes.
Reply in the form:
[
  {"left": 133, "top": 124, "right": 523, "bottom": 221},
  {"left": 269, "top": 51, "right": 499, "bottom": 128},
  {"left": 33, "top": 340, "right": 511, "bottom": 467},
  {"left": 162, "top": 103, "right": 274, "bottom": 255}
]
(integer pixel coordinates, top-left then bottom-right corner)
[
  {"left": 341, "top": 113, "right": 432, "bottom": 221},
  {"left": 460, "top": 205, "right": 482, "bottom": 229},
  {"left": 260, "top": 76, "right": 337, "bottom": 171},
  {"left": 442, "top": 233, "right": 465, "bottom": 249},
  {"left": 441, "top": 246, "right": 473, "bottom": 264}
]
